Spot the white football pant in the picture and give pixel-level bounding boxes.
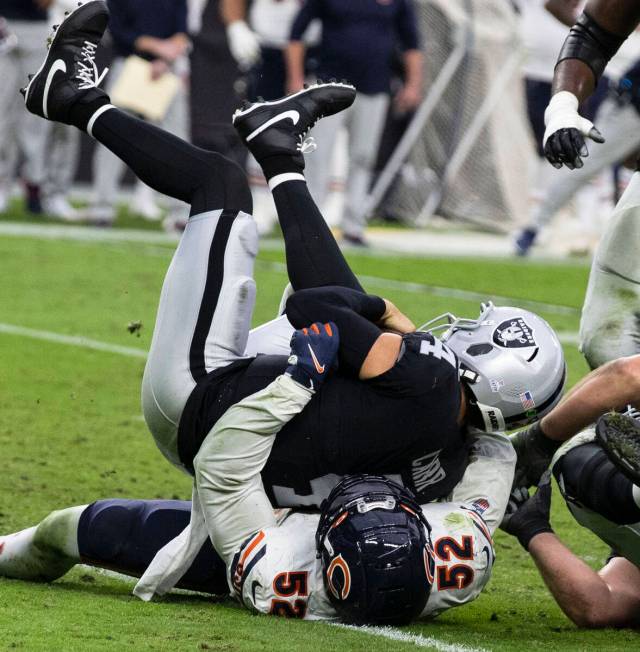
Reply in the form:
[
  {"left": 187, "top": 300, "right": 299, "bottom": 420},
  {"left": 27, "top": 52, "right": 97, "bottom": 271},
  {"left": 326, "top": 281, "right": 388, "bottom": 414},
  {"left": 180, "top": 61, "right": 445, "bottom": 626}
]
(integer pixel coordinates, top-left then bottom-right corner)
[{"left": 141, "top": 209, "right": 293, "bottom": 472}]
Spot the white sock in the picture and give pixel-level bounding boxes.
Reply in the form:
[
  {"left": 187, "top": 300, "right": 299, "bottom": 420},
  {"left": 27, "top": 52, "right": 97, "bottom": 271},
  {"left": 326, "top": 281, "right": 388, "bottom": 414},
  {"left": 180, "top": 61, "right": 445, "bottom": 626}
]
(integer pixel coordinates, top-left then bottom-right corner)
[
  {"left": 268, "top": 173, "right": 306, "bottom": 191},
  {"left": 86, "top": 103, "right": 116, "bottom": 138},
  {"left": 0, "top": 508, "right": 83, "bottom": 581},
  {"left": 0, "top": 527, "right": 47, "bottom": 580}
]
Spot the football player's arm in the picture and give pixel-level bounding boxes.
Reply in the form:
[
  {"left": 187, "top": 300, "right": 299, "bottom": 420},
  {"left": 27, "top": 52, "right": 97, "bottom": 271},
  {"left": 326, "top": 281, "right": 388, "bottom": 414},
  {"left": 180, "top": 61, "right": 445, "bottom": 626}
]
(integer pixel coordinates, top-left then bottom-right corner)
[
  {"left": 545, "top": 0, "right": 640, "bottom": 168},
  {"left": 448, "top": 431, "right": 516, "bottom": 535},
  {"left": 286, "top": 286, "right": 414, "bottom": 379},
  {"left": 553, "top": 0, "right": 640, "bottom": 102},
  {"left": 528, "top": 534, "right": 640, "bottom": 627},
  {"left": 194, "top": 374, "right": 313, "bottom": 562},
  {"left": 286, "top": 0, "right": 320, "bottom": 92},
  {"left": 544, "top": 0, "right": 581, "bottom": 27},
  {"left": 194, "top": 324, "right": 338, "bottom": 562},
  {"left": 540, "top": 355, "right": 640, "bottom": 443}
]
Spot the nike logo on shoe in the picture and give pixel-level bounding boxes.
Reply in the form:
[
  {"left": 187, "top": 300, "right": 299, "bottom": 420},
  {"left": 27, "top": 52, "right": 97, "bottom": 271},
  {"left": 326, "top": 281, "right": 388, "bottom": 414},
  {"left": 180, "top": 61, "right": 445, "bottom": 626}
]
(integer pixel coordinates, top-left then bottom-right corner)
[
  {"left": 307, "top": 343, "right": 325, "bottom": 374},
  {"left": 43, "top": 59, "right": 67, "bottom": 119},
  {"left": 246, "top": 110, "right": 300, "bottom": 142}
]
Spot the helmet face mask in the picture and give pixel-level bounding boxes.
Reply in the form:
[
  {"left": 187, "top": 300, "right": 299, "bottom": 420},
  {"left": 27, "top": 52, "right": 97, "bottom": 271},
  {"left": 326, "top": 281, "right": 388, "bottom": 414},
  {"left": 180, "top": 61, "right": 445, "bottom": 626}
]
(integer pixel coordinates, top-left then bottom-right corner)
[
  {"left": 316, "top": 475, "right": 434, "bottom": 625},
  {"left": 420, "top": 302, "right": 566, "bottom": 431}
]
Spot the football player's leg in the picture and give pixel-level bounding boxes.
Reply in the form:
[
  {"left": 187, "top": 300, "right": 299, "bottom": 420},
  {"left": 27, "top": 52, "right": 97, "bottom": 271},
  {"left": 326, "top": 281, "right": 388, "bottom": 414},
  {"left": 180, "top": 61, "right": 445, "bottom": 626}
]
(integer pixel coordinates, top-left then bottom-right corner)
[
  {"left": 0, "top": 506, "right": 85, "bottom": 581},
  {"left": 580, "top": 171, "right": 640, "bottom": 368},
  {"left": 22, "top": 4, "right": 259, "bottom": 470},
  {"left": 78, "top": 499, "right": 228, "bottom": 595},
  {"left": 553, "top": 436, "right": 640, "bottom": 566},
  {"left": 141, "top": 185, "right": 257, "bottom": 469},
  {"left": 233, "top": 84, "right": 365, "bottom": 292}
]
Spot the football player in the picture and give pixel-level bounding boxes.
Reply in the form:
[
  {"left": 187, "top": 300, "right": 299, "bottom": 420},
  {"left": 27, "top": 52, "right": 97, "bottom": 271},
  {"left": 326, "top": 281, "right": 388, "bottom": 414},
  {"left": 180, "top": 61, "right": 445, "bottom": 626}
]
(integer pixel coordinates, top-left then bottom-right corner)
[
  {"left": 22, "top": 3, "right": 561, "bottom": 517},
  {"left": 0, "top": 359, "right": 515, "bottom": 622},
  {"left": 502, "top": 410, "right": 640, "bottom": 628}
]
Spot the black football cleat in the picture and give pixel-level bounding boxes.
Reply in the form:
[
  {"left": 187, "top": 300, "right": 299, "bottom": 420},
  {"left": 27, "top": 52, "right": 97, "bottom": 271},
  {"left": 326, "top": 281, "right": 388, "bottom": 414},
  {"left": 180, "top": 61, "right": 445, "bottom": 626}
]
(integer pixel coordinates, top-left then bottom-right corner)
[
  {"left": 232, "top": 82, "right": 356, "bottom": 162},
  {"left": 22, "top": 0, "right": 109, "bottom": 124},
  {"left": 596, "top": 410, "right": 640, "bottom": 484}
]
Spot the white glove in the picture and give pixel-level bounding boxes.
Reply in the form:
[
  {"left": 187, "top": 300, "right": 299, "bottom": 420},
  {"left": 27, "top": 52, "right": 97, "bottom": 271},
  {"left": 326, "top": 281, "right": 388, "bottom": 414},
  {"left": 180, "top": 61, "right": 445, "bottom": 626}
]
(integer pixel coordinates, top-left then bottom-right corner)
[
  {"left": 543, "top": 91, "right": 605, "bottom": 170},
  {"left": 226, "top": 20, "right": 261, "bottom": 71}
]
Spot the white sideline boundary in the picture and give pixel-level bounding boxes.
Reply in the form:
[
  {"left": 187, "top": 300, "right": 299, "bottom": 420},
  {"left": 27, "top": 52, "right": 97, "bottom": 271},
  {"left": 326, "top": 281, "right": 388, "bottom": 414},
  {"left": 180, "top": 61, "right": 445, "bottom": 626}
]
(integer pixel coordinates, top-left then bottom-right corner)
[
  {"left": 0, "top": 320, "right": 580, "bottom": 358},
  {"left": 255, "top": 260, "right": 579, "bottom": 317},
  {"left": 335, "top": 624, "right": 489, "bottom": 652},
  {"left": 0, "top": 323, "right": 148, "bottom": 358}
]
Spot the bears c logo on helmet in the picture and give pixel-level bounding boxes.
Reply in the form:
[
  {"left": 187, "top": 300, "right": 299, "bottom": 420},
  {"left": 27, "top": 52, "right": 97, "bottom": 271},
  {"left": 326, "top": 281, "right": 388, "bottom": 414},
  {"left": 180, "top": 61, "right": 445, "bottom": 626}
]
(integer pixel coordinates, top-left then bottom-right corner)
[{"left": 327, "top": 554, "right": 352, "bottom": 600}]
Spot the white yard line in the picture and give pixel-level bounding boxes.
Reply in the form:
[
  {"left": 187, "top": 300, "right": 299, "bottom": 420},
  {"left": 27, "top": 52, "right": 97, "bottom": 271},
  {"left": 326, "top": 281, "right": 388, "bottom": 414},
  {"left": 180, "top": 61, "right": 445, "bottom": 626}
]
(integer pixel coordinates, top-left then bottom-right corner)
[
  {"left": 0, "top": 220, "right": 580, "bottom": 315},
  {"left": 0, "top": 323, "right": 147, "bottom": 358},
  {"left": 255, "top": 260, "right": 580, "bottom": 317},
  {"left": 335, "top": 624, "right": 490, "bottom": 652},
  {"left": 81, "top": 566, "right": 488, "bottom": 651},
  {"left": 0, "top": 320, "right": 582, "bottom": 357}
]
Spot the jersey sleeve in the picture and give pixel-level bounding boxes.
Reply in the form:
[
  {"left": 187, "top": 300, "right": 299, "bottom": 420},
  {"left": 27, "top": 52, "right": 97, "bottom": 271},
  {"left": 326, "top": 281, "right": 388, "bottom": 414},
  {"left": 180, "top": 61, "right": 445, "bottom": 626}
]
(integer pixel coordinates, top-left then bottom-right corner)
[
  {"left": 195, "top": 374, "right": 314, "bottom": 562},
  {"left": 368, "top": 332, "right": 460, "bottom": 398},
  {"left": 448, "top": 430, "right": 516, "bottom": 534},
  {"left": 228, "top": 523, "right": 316, "bottom": 619}
]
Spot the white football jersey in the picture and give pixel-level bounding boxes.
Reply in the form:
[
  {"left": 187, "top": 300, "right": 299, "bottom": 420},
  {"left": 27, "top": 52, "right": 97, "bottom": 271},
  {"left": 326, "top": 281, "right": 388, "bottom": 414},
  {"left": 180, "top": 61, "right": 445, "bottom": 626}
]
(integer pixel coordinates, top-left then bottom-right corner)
[{"left": 228, "top": 502, "right": 494, "bottom": 621}]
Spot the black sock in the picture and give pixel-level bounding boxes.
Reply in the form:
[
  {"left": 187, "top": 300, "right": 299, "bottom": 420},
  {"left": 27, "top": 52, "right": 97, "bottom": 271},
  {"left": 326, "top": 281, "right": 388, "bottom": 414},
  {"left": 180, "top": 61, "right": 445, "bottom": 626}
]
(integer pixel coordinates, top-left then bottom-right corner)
[
  {"left": 271, "top": 180, "right": 363, "bottom": 291},
  {"left": 89, "top": 107, "right": 252, "bottom": 216},
  {"left": 68, "top": 89, "right": 110, "bottom": 131}
]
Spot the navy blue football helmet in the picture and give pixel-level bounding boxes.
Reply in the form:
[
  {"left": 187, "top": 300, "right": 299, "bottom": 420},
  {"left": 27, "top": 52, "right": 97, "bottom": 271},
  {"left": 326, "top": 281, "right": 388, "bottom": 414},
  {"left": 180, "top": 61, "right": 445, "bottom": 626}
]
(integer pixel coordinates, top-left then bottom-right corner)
[{"left": 315, "top": 475, "right": 434, "bottom": 625}]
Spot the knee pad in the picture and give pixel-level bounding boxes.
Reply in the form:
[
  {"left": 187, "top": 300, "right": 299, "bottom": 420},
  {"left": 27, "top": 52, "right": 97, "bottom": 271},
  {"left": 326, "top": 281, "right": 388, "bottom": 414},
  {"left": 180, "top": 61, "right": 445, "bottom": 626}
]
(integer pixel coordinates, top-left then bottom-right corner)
[
  {"left": 554, "top": 443, "right": 640, "bottom": 525},
  {"left": 78, "top": 499, "right": 151, "bottom": 564}
]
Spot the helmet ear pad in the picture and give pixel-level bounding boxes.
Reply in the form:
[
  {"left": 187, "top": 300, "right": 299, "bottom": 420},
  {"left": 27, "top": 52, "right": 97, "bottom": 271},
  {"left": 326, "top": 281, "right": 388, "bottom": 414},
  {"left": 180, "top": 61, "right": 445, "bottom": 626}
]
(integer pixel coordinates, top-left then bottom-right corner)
[{"left": 316, "top": 475, "right": 434, "bottom": 625}]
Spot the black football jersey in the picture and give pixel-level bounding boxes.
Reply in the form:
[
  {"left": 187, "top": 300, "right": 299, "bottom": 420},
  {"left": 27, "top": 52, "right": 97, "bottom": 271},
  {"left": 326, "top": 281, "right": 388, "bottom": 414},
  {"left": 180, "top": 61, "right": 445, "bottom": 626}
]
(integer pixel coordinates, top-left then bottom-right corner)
[{"left": 178, "top": 332, "right": 469, "bottom": 506}]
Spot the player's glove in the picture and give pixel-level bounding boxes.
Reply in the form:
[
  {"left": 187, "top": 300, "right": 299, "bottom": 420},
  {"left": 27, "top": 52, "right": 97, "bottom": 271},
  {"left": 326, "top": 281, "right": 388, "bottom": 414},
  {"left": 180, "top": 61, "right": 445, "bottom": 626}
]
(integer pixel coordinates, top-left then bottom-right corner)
[
  {"left": 501, "top": 470, "right": 554, "bottom": 550},
  {"left": 510, "top": 421, "right": 561, "bottom": 489},
  {"left": 543, "top": 91, "right": 605, "bottom": 170},
  {"left": 226, "top": 20, "right": 261, "bottom": 71},
  {"left": 286, "top": 322, "right": 339, "bottom": 391}
]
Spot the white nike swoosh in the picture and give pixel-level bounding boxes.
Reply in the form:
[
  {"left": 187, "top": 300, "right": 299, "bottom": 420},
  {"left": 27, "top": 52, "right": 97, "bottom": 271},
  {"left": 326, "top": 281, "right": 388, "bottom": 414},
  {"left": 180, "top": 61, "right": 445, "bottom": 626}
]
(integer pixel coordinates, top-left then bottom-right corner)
[
  {"left": 44, "top": 59, "right": 67, "bottom": 119},
  {"left": 246, "top": 110, "right": 300, "bottom": 142},
  {"left": 307, "top": 343, "right": 325, "bottom": 374}
]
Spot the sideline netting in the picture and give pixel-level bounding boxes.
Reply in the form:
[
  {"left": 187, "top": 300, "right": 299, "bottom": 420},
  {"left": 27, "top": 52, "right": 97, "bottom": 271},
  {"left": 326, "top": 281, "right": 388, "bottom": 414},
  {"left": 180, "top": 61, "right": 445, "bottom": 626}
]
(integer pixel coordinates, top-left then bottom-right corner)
[{"left": 368, "top": 0, "right": 534, "bottom": 232}]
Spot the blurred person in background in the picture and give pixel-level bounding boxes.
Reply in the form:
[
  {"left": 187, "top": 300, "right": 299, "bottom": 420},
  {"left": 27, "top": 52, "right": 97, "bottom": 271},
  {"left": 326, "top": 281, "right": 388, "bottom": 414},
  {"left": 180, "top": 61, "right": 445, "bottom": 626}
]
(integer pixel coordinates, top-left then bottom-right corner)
[
  {"left": 189, "top": 0, "right": 256, "bottom": 169},
  {"left": 88, "top": 0, "right": 191, "bottom": 225},
  {"left": 40, "top": 0, "right": 89, "bottom": 221},
  {"left": 286, "top": 0, "right": 423, "bottom": 247},
  {"left": 0, "top": 0, "right": 53, "bottom": 215}
]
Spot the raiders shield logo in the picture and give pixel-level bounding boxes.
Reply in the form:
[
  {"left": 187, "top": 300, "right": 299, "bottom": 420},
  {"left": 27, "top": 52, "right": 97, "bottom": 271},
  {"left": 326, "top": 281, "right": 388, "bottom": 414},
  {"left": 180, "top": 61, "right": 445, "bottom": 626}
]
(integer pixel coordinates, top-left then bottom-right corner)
[{"left": 492, "top": 318, "right": 536, "bottom": 348}]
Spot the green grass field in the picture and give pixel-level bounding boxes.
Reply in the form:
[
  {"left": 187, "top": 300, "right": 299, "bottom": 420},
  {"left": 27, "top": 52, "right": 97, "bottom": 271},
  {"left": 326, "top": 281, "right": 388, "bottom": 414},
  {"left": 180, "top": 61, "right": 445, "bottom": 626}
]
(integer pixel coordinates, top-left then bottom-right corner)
[{"left": 0, "top": 222, "right": 637, "bottom": 651}]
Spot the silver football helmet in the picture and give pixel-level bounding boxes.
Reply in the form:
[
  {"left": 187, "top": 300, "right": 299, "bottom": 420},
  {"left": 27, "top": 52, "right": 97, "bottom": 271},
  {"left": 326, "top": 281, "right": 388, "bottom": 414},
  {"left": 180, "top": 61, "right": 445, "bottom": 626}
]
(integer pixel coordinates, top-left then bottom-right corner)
[{"left": 420, "top": 302, "right": 566, "bottom": 432}]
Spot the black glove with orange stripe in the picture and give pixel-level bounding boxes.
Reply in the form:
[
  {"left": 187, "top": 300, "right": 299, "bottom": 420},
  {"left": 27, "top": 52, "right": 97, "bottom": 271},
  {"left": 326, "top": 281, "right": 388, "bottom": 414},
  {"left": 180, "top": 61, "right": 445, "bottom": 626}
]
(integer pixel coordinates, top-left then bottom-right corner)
[{"left": 286, "top": 322, "right": 339, "bottom": 391}]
